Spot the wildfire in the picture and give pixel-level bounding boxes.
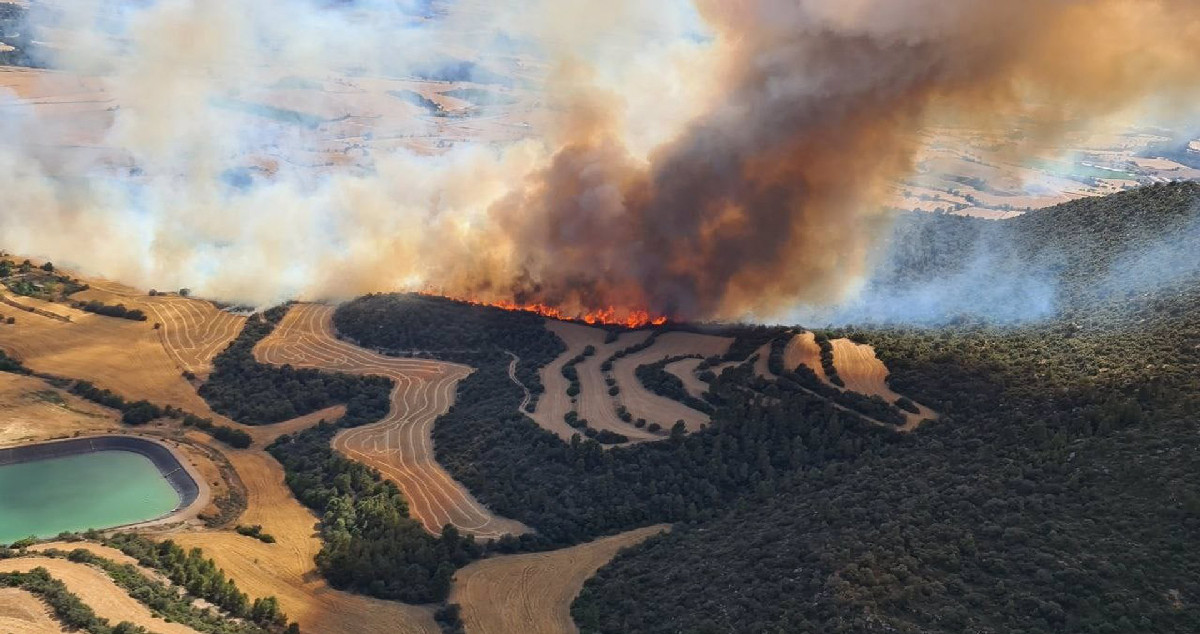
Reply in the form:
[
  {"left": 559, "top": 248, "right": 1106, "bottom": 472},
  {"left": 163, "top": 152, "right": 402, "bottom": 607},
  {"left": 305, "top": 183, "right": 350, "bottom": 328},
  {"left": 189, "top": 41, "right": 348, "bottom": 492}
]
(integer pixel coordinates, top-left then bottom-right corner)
[{"left": 420, "top": 292, "right": 668, "bottom": 328}]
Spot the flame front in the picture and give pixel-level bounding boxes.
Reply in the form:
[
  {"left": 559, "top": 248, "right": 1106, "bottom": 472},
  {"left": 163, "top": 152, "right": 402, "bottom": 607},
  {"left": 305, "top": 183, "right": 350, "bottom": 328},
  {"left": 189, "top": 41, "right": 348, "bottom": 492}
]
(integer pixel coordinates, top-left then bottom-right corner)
[{"left": 421, "top": 292, "right": 668, "bottom": 328}]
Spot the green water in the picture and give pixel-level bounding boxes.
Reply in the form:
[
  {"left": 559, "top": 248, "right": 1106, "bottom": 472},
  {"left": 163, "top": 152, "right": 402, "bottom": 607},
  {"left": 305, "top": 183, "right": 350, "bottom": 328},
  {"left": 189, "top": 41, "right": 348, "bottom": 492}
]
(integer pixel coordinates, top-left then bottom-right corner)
[{"left": 0, "top": 450, "right": 180, "bottom": 544}]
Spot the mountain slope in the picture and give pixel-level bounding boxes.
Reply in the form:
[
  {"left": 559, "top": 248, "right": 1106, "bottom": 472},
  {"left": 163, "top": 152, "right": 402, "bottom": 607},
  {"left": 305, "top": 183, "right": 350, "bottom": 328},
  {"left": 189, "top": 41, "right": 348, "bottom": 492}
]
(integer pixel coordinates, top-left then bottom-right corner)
[{"left": 573, "top": 182, "right": 1200, "bottom": 633}]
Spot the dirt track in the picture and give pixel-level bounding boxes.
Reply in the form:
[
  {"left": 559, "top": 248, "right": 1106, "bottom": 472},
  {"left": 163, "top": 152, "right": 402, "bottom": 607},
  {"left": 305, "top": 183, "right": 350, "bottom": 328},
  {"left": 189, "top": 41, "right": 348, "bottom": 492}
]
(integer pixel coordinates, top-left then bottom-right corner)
[
  {"left": 609, "top": 332, "right": 732, "bottom": 433},
  {"left": 0, "top": 587, "right": 64, "bottom": 634},
  {"left": 829, "top": 338, "right": 937, "bottom": 430},
  {"left": 450, "top": 524, "right": 670, "bottom": 634},
  {"left": 254, "top": 303, "right": 527, "bottom": 539},
  {"left": 0, "top": 558, "right": 200, "bottom": 634}
]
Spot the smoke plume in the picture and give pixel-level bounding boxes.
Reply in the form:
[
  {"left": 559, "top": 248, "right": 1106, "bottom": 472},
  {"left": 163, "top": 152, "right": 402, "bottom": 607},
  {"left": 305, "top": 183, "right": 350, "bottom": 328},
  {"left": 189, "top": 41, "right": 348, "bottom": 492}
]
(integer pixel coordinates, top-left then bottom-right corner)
[{"left": 2, "top": 0, "right": 1200, "bottom": 321}]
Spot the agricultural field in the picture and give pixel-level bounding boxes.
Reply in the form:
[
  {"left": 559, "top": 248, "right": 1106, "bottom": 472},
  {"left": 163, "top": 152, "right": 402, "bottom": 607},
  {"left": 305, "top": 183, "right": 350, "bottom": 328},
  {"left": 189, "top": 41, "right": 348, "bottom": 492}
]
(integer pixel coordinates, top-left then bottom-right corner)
[
  {"left": 255, "top": 303, "right": 527, "bottom": 539},
  {"left": 451, "top": 525, "right": 668, "bottom": 634}
]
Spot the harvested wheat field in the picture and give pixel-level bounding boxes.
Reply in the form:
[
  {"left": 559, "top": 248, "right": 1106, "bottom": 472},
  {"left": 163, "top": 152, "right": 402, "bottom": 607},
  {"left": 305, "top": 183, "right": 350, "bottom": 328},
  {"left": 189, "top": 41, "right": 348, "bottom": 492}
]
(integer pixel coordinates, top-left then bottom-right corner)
[
  {"left": 255, "top": 303, "right": 527, "bottom": 539},
  {"left": 783, "top": 331, "right": 827, "bottom": 381},
  {"left": 451, "top": 524, "right": 670, "bottom": 634},
  {"left": 829, "top": 338, "right": 937, "bottom": 430},
  {"left": 0, "top": 292, "right": 233, "bottom": 424},
  {"left": 0, "top": 587, "right": 64, "bottom": 634},
  {"left": 664, "top": 357, "right": 707, "bottom": 398},
  {"left": 0, "top": 558, "right": 200, "bottom": 634},
  {"left": 527, "top": 321, "right": 609, "bottom": 441},
  {"left": 610, "top": 331, "right": 733, "bottom": 434},
  {"left": 0, "top": 373, "right": 120, "bottom": 446},
  {"left": 169, "top": 445, "right": 439, "bottom": 634},
  {"left": 574, "top": 330, "right": 656, "bottom": 441},
  {"left": 71, "top": 282, "right": 247, "bottom": 377},
  {"left": 244, "top": 404, "right": 347, "bottom": 448},
  {"left": 29, "top": 542, "right": 142, "bottom": 568},
  {"left": 751, "top": 342, "right": 775, "bottom": 380}
]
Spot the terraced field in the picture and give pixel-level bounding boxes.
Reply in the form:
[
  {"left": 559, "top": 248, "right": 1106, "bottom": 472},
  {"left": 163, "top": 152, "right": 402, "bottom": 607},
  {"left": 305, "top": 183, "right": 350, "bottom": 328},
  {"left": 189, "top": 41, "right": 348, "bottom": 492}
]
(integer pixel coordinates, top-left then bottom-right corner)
[
  {"left": 664, "top": 357, "right": 707, "bottom": 398},
  {"left": 450, "top": 525, "right": 670, "bottom": 634},
  {"left": 254, "top": 303, "right": 528, "bottom": 539},
  {"left": 527, "top": 321, "right": 609, "bottom": 441},
  {"left": 73, "top": 282, "right": 247, "bottom": 376},
  {"left": 608, "top": 332, "right": 733, "bottom": 433},
  {"left": 572, "top": 330, "right": 656, "bottom": 442}
]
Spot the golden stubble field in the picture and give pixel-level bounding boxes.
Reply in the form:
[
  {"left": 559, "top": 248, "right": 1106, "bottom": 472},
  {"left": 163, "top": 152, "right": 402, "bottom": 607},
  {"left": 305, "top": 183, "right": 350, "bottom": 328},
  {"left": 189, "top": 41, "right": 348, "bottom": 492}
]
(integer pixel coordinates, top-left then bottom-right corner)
[
  {"left": 0, "top": 587, "right": 63, "bottom": 634},
  {"left": 451, "top": 524, "right": 670, "bottom": 634},
  {"left": 254, "top": 303, "right": 528, "bottom": 540}
]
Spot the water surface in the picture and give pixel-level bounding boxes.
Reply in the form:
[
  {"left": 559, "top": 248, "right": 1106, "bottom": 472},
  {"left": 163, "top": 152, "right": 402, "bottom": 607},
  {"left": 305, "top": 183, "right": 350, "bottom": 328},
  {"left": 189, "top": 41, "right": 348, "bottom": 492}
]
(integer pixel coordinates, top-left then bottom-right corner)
[{"left": 0, "top": 450, "right": 179, "bottom": 544}]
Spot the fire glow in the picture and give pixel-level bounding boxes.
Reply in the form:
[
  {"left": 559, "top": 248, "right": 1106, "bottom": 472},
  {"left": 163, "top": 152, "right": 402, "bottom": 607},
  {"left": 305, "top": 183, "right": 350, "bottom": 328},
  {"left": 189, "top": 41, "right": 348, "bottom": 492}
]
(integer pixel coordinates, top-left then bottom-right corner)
[{"left": 422, "top": 292, "right": 669, "bottom": 328}]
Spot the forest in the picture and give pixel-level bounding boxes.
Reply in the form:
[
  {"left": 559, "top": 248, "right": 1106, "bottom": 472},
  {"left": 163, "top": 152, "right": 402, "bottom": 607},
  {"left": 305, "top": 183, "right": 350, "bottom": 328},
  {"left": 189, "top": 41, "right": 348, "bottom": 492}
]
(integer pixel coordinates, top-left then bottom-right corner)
[{"left": 571, "top": 182, "right": 1200, "bottom": 633}]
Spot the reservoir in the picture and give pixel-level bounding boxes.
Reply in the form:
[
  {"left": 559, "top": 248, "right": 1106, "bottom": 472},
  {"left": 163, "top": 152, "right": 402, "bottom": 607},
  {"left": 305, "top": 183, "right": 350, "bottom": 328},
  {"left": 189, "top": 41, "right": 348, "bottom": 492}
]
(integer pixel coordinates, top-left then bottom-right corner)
[{"left": 0, "top": 437, "right": 196, "bottom": 544}]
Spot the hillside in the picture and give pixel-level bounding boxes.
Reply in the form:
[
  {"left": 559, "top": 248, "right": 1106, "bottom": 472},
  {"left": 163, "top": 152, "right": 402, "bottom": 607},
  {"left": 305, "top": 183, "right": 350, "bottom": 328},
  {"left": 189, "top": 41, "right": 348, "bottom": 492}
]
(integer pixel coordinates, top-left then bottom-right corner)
[{"left": 572, "top": 182, "right": 1200, "bottom": 633}]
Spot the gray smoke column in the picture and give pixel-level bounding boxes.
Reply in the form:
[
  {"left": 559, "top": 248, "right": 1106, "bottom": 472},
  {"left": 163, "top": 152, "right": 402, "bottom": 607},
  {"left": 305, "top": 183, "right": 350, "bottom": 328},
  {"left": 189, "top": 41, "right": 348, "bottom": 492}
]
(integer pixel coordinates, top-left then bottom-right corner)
[
  {"left": 2, "top": 0, "right": 1200, "bottom": 321},
  {"left": 475, "top": 0, "right": 1200, "bottom": 320}
]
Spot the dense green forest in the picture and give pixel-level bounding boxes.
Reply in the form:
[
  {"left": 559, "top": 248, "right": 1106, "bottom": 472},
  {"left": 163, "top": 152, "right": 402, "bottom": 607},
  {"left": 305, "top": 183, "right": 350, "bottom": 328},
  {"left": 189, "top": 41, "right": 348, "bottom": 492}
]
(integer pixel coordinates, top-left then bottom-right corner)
[
  {"left": 191, "top": 183, "right": 1200, "bottom": 631},
  {"left": 572, "top": 182, "right": 1200, "bottom": 632}
]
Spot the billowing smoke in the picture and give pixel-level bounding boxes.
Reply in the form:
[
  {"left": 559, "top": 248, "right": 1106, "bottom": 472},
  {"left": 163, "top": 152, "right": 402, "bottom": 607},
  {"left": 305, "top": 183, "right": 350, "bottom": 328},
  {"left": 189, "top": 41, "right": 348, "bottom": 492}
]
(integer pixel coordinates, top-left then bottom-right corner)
[{"left": 2, "top": 0, "right": 1200, "bottom": 322}]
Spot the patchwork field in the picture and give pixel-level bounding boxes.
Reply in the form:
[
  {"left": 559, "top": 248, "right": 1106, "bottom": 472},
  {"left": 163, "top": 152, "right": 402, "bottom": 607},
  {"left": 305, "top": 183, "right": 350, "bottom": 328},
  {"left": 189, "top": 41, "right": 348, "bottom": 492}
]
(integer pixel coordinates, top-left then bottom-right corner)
[
  {"left": 0, "top": 288, "right": 235, "bottom": 424},
  {"left": 255, "top": 303, "right": 528, "bottom": 539},
  {"left": 75, "top": 280, "right": 247, "bottom": 377},
  {"left": 450, "top": 524, "right": 670, "bottom": 634}
]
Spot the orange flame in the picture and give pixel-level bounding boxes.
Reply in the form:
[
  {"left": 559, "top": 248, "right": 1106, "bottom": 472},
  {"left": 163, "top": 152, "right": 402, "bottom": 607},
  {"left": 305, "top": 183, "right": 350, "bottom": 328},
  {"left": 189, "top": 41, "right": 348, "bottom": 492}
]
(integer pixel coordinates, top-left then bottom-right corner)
[{"left": 420, "top": 292, "right": 668, "bottom": 328}]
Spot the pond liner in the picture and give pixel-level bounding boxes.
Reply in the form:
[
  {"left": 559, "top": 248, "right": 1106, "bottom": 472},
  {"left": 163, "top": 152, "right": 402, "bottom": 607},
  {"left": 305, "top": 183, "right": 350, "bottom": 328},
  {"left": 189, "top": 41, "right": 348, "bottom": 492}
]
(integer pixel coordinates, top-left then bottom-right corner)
[{"left": 0, "top": 435, "right": 199, "bottom": 515}]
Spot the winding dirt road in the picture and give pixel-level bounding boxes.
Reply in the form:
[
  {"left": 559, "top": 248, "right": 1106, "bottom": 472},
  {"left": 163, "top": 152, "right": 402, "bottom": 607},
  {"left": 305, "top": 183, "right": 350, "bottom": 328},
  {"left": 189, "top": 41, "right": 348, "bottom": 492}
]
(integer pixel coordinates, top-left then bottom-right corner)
[{"left": 254, "top": 303, "right": 527, "bottom": 539}]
